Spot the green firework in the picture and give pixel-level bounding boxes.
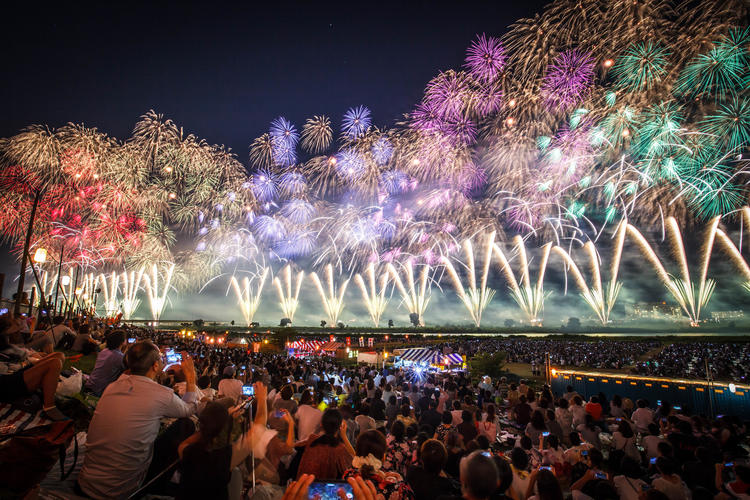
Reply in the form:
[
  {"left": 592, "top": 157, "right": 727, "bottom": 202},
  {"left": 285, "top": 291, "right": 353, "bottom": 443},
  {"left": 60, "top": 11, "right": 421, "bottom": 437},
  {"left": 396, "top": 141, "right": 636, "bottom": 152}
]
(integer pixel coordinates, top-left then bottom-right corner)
[
  {"left": 611, "top": 41, "right": 671, "bottom": 92},
  {"left": 701, "top": 96, "right": 750, "bottom": 152}
]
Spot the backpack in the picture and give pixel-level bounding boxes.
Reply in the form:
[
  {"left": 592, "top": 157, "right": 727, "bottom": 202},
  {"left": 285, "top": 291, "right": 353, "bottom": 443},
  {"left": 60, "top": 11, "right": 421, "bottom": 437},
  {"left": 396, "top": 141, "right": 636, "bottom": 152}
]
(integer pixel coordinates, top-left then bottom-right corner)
[{"left": 0, "top": 420, "right": 77, "bottom": 497}]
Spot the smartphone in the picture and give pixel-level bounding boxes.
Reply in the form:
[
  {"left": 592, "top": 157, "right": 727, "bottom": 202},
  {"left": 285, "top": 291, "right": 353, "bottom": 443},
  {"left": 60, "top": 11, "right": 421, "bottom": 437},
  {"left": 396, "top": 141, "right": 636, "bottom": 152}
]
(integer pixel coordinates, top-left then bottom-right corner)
[
  {"left": 650, "top": 457, "right": 657, "bottom": 464},
  {"left": 165, "top": 348, "right": 182, "bottom": 364},
  {"left": 481, "top": 451, "right": 491, "bottom": 457},
  {"left": 128, "top": 337, "right": 136, "bottom": 344},
  {"left": 241, "top": 365, "right": 246, "bottom": 370},
  {"left": 673, "top": 406, "right": 681, "bottom": 411},
  {"left": 594, "top": 472, "right": 607, "bottom": 480},
  {"left": 725, "top": 462, "right": 734, "bottom": 467},
  {"left": 539, "top": 466, "right": 552, "bottom": 471},
  {"left": 242, "top": 384, "right": 255, "bottom": 397},
  {"left": 0, "top": 308, "right": 8, "bottom": 315},
  {"left": 308, "top": 481, "right": 353, "bottom": 500},
  {"left": 542, "top": 431, "right": 550, "bottom": 437},
  {"left": 581, "top": 450, "right": 588, "bottom": 457},
  {"left": 615, "top": 418, "right": 622, "bottom": 422},
  {"left": 657, "top": 400, "right": 662, "bottom": 406},
  {"left": 274, "top": 410, "right": 284, "bottom": 418}
]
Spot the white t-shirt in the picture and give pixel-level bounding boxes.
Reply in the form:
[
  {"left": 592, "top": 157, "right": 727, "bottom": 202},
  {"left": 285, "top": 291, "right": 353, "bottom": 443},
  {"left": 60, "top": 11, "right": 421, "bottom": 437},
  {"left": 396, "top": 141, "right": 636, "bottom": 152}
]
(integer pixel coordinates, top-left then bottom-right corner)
[
  {"left": 631, "top": 407, "right": 654, "bottom": 433},
  {"left": 217, "top": 378, "right": 244, "bottom": 402},
  {"left": 613, "top": 475, "right": 648, "bottom": 500},
  {"left": 652, "top": 476, "right": 691, "bottom": 500},
  {"left": 642, "top": 435, "right": 664, "bottom": 460},
  {"left": 296, "top": 404, "right": 323, "bottom": 441}
]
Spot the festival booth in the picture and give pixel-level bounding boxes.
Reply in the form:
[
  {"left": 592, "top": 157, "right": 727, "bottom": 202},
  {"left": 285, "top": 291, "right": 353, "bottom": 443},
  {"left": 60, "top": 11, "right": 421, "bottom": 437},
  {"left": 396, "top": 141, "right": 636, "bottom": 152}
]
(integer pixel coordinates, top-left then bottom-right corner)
[
  {"left": 320, "top": 341, "right": 347, "bottom": 358},
  {"left": 394, "top": 348, "right": 464, "bottom": 371},
  {"left": 225, "top": 336, "right": 249, "bottom": 348},
  {"left": 357, "top": 351, "right": 380, "bottom": 365},
  {"left": 286, "top": 339, "right": 324, "bottom": 357}
]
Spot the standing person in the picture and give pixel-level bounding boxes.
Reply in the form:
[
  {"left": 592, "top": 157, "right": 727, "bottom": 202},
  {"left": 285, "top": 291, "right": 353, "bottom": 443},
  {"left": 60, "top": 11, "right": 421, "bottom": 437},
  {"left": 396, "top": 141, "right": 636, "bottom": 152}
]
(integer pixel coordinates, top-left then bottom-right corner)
[
  {"left": 84, "top": 330, "right": 126, "bottom": 396},
  {"left": 77, "top": 341, "right": 200, "bottom": 499}
]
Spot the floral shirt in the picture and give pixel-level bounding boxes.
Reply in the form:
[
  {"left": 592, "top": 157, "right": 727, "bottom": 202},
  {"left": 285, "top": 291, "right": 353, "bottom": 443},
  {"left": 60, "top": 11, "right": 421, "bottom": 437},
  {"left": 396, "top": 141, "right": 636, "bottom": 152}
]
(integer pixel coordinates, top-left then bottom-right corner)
[
  {"left": 343, "top": 467, "right": 415, "bottom": 500},
  {"left": 383, "top": 436, "right": 416, "bottom": 476},
  {"left": 435, "top": 424, "right": 452, "bottom": 443}
]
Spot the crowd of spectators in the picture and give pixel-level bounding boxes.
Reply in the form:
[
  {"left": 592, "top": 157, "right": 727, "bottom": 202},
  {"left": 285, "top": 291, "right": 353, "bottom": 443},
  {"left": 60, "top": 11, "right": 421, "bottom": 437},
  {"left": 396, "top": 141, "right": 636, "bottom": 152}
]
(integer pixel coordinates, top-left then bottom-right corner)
[
  {"left": 0, "top": 313, "right": 749, "bottom": 500},
  {"left": 634, "top": 342, "right": 750, "bottom": 383}
]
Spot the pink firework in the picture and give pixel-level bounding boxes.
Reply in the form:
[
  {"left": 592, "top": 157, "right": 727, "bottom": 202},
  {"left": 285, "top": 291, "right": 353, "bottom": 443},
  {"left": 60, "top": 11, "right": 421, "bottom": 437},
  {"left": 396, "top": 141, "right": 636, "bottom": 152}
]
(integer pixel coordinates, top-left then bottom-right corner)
[
  {"left": 541, "top": 49, "right": 595, "bottom": 110},
  {"left": 410, "top": 101, "right": 444, "bottom": 133},
  {"left": 442, "top": 115, "right": 478, "bottom": 145},
  {"left": 464, "top": 34, "right": 506, "bottom": 83},
  {"left": 424, "top": 71, "right": 469, "bottom": 119}
]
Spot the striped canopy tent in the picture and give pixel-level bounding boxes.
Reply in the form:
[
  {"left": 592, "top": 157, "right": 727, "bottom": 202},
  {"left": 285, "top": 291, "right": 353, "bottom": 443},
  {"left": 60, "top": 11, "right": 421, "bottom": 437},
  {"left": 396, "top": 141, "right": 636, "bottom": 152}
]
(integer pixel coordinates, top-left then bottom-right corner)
[
  {"left": 320, "top": 341, "right": 344, "bottom": 351},
  {"left": 398, "top": 348, "right": 463, "bottom": 366},
  {"left": 288, "top": 340, "right": 324, "bottom": 351}
]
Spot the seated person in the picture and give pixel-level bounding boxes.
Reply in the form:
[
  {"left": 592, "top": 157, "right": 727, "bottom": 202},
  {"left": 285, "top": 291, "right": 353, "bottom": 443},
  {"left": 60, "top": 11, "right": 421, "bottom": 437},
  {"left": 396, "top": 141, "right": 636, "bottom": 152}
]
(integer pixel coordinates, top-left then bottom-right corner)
[
  {"left": 0, "top": 349, "right": 68, "bottom": 421},
  {"left": 84, "top": 330, "right": 126, "bottom": 396},
  {"left": 406, "top": 439, "right": 459, "bottom": 500}
]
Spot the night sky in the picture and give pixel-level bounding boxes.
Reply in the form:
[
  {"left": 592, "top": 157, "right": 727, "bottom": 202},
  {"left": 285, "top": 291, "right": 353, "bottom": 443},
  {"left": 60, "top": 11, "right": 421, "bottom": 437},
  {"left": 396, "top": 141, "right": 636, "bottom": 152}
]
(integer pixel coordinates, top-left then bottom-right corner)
[
  {"left": 2, "top": 1, "right": 547, "bottom": 156},
  {"left": 5, "top": 1, "right": 742, "bottom": 325}
]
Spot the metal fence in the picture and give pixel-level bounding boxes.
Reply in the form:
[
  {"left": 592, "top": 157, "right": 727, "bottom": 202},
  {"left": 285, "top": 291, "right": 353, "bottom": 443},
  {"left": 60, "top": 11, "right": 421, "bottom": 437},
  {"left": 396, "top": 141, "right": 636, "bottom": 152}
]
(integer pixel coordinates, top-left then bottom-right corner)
[{"left": 550, "top": 368, "right": 750, "bottom": 419}]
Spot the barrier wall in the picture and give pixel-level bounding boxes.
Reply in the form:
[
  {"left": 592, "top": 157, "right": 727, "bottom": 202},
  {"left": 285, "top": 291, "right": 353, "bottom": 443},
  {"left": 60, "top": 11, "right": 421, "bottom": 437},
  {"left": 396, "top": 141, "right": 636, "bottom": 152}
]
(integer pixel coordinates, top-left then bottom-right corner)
[{"left": 550, "top": 368, "right": 750, "bottom": 419}]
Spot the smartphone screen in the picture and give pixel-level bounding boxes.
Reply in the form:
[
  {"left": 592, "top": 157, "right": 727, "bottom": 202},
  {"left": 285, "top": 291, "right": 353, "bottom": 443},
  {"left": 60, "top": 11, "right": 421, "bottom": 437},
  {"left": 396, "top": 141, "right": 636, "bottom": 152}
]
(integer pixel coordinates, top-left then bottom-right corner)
[
  {"left": 594, "top": 472, "right": 607, "bottom": 480},
  {"left": 274, "top": 410, "right": 284, "bottom": 418},
  {"left": 308, "top": 481, "right": 353, "bottom": 500},
  {"left": 542, "top": 432, "right": 550, "bottom": 436},
  {"left": 128, "top": 337, "right": 136, "bottom": 344},
  {"left": 650, "top": 457, "right": 657, "bottom": 464},
  {"left": 165, "top": 349, "right": 182, "bottom": 364},
  {"left": 242, "top": 385, "right": 255, "bottom": 397}
]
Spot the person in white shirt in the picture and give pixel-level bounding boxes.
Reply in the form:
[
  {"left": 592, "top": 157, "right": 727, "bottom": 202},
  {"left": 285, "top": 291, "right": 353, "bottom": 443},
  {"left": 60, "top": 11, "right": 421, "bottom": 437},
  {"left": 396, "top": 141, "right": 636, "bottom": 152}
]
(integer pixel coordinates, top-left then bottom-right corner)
[
  {"left": 217, "top": 366, "right": 244, "bottom": 402},
  {"left": 295, "top": 389, "right": 322, "bottom": 442},
  {"left": 642, "top": 423, "right": 665, "bottom": 462},
  {"left": 78, "top": 341, "right": 200, "bottom": 499},
  {"left": 631, "top": 399, "right": 655, "bottom": 434}
]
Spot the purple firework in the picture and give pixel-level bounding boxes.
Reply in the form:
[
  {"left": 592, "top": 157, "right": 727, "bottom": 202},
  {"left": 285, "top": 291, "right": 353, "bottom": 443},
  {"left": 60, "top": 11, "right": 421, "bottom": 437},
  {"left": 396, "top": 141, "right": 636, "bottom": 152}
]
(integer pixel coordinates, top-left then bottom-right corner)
[
  {"left": 473, "top": 83, "right": 503, "bottom": 117},
  {"left": 253, "top": 215, "right": 286, "bottom": 242},
  {"left": 279, "top": 171, "right": 307, "bottom": 196},
  {"left": 371, "top": 137, "right": 393, "bottom": 165},
  {"left": 379, "top": 170, "right": 409, "bottom": 195},
  {"left": 273, "top": 231, "right": 315, "bottom": 259},
  {"left": 442, "top": 116, "right": 477, "bottom": 145},
  {"left": 541, "top": 50, "right": 596, "bottom": 110},
  {"left": 251, "top": 169, "right": 278, "bottom": 202},
  {"left": 335, "top": 149, "right": 366, "bottom": 180},
  {"left": 464, "top": 34, "right": 506, "bottom": 83},
  {"left": 424, "top": 71, "right": 468, "bottom": 119},
  {"left": 342, "top": 106, "right": 372, "bottom": 138},
  {"left": 269, "top": 117, "right": 299, "bottom": 148},
  {"left": 271, "top": 140, "right": 297, "bottom": 167},
  {"left": 280, "top": 199, "right": 315, "bottom": 224},
  {"left": 410, "top": 101, "right": 444, "bottom": 133}
]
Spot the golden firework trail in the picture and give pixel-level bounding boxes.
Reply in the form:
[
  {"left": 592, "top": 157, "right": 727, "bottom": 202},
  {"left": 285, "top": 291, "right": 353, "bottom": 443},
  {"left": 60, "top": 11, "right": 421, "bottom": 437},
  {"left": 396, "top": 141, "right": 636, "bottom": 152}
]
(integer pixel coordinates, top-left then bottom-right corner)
[
  {"left": 354, "top": 262, "right": 390, "bottom": 327},
  {"left": 273, "top": 265, "right": 304, "bottom": 322},
  {"left": 552, "top": 219, "right": 627, "bottom": 324},
  {"left": 229, "top": 267, "right": 268, "bottom": 326},
  {"left": 98, "top": 271, "right": 121, "bottom": 317},
  {"left": 310, "top": 263, "right": 350, "bottom": 326},
  {"left": 493, "top": 235, "right": 552, "bottom": 325},
  {"left": 441, "top": 232, "right": 496, "bottom": 327},
  {"left": 143, "top": 262, "right": 175, "bottom": 322},
  {"left": 121, "top": 267, "right": 144, "bottom": 320},
  {"left": 626, "top": 216, "right": 719, "bottom": 326},
  {"left": 386, "top": 260, "right": 431, "bottom": 325}
]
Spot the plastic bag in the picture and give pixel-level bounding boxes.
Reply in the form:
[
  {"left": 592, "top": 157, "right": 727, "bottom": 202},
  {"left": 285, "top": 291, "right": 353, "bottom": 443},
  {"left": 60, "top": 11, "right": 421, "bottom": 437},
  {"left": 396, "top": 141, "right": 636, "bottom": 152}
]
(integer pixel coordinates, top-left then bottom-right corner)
[{"left": 56, "top": 368, "right": 82, "bottom": 397}]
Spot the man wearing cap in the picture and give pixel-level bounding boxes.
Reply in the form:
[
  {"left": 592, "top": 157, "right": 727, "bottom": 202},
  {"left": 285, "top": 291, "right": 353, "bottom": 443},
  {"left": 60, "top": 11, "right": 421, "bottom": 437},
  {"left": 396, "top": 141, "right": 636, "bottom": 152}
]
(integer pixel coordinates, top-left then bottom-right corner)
[{"left": 218, "top": 365, "right": 244, "bottom": 402}]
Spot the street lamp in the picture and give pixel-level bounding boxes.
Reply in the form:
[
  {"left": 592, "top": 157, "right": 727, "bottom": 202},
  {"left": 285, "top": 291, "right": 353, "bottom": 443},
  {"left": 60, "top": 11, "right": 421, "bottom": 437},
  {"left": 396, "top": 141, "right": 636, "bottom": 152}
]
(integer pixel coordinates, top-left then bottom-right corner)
[{"left": 33, "top": 248, "right": 47, "bottom": 264}]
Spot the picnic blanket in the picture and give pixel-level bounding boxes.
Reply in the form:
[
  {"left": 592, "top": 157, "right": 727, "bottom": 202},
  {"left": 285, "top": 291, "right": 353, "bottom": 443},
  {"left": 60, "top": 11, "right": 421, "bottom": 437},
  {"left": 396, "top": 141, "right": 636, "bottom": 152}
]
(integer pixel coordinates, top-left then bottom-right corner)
[{"left": 0, "top": 402, "right": 52, "bottom": 434}]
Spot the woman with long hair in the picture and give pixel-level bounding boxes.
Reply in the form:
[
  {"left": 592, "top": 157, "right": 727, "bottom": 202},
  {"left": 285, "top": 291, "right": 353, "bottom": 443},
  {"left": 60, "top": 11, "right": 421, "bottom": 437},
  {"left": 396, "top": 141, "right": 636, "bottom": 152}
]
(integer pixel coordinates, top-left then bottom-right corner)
[
  {"left": 384, "top": 420, "right": 416, "bottom": 476},
  {"left": 296, "top": 408, "right": 355, "bottom": 479},
  {"left": 479, "top": 403, "right": 499, "bottom": 442},
  {"left": 525, "top": 410, "right": 548, "bottom": 443}
]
